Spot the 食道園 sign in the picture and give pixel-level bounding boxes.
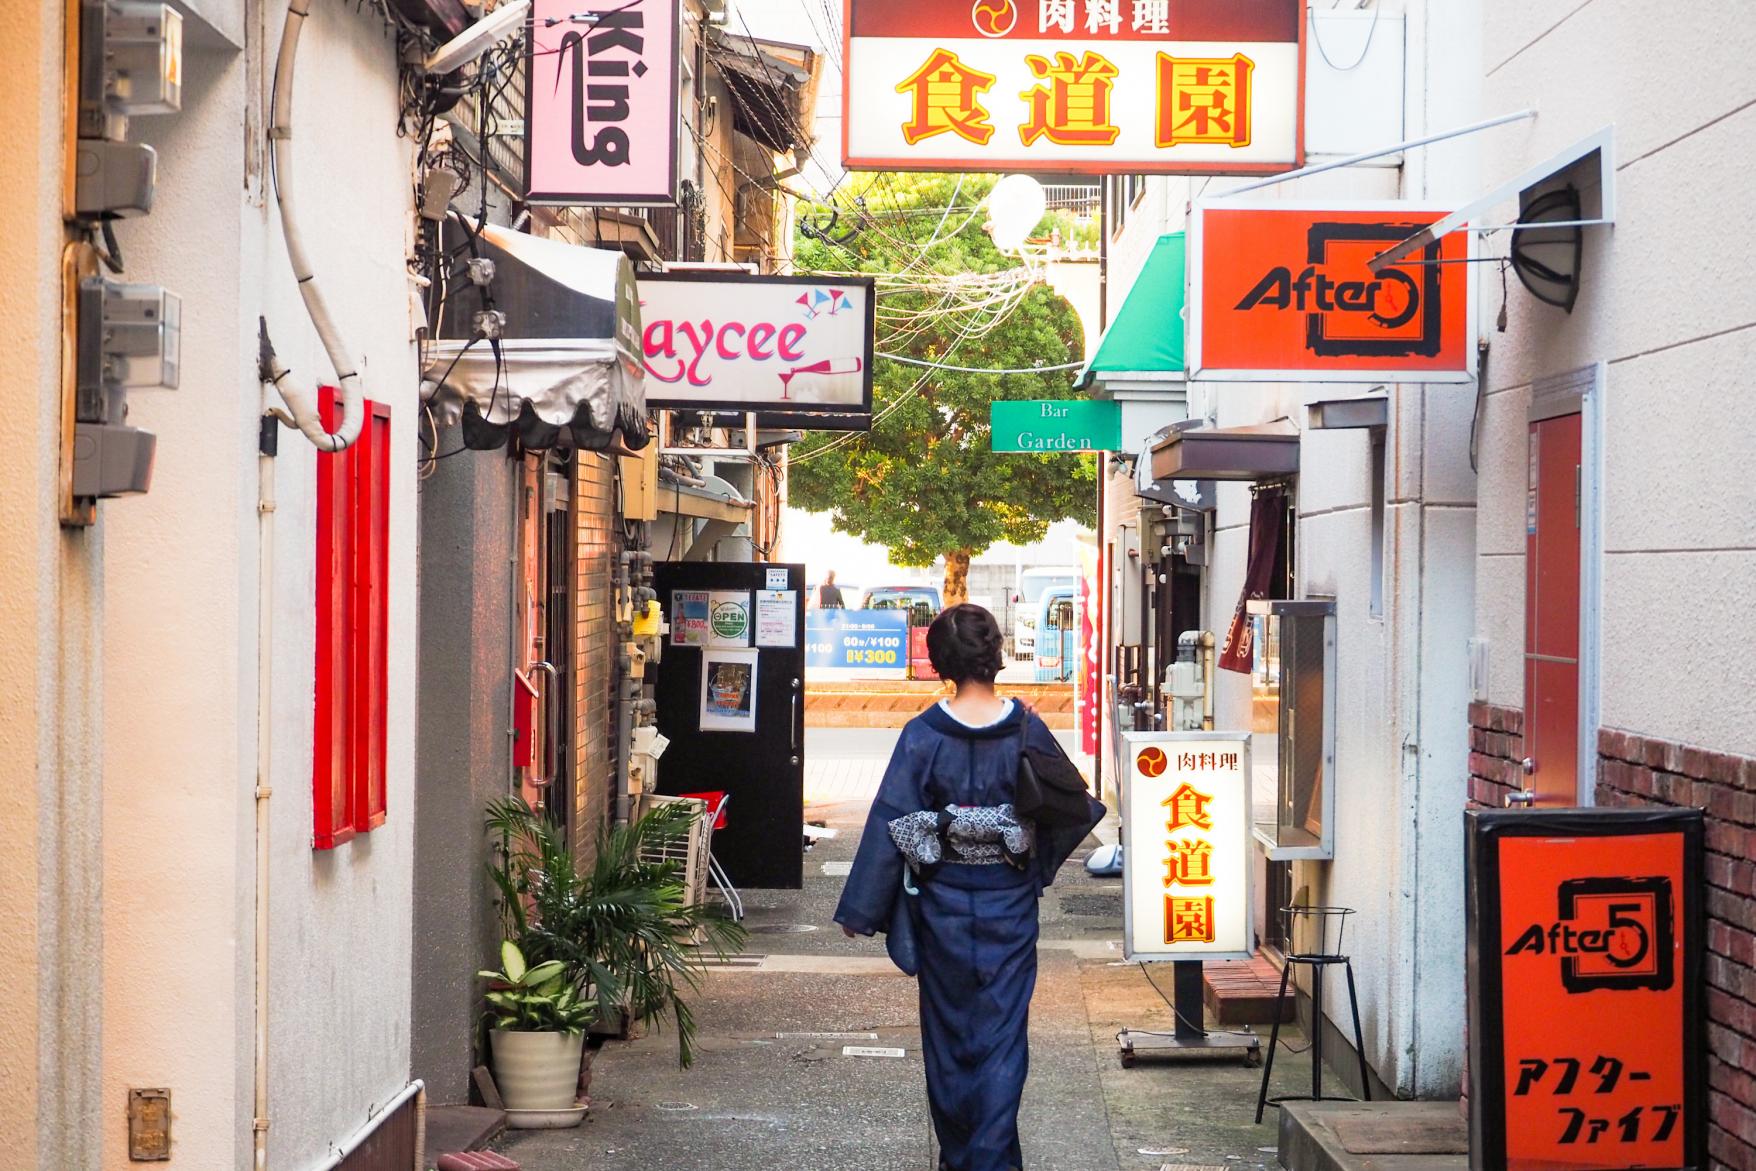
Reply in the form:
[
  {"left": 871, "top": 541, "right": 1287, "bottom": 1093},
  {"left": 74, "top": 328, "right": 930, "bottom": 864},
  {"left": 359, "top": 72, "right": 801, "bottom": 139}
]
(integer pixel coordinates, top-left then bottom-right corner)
[
  {"left": 843, "top": 0, "right": 1305, "bottom": 176},
  {"left": 1121, "top": 730, "right": 1252, "bottom": 961}
]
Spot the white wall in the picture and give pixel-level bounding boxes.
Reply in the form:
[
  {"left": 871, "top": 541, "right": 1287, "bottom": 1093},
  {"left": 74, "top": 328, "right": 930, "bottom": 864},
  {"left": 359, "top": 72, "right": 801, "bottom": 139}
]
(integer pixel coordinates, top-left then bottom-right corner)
[
  {"left": 100, "top": 3, "right": 418, "bottom": 1167},
  {"left": 1474, "top": 0, "right": 1756, "bottom": 758},
  {"left": 0, "top": 4, "right": 108, "bottom": 1168},
  {"left": 1095, "top": 0, "right": 1482, "bottom": 1097}
]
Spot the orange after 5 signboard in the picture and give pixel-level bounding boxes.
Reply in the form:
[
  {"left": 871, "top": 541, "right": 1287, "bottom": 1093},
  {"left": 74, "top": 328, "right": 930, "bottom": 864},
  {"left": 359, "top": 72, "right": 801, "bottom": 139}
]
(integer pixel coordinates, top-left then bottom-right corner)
[
  {"left": 1466, "top": 809, "right": 1706, "bottom": 1171},
  {"left": 1188, "top": 201, "right": 1477, "bottom": 383}
]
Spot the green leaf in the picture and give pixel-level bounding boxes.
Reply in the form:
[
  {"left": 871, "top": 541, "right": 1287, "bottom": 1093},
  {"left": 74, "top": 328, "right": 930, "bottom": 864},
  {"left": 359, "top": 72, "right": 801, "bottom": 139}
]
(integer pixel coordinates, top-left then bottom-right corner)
[
  {"left": 524, "top": 960, "right": 566, "bottom": 988},
  {"left": 500, "top": 940, "right": 527, "bottom": 983}
]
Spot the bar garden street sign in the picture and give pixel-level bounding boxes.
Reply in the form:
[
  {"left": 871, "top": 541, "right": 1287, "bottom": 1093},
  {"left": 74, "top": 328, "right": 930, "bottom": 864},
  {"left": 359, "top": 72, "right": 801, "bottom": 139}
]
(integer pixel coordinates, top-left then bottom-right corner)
[{"left": 990, "top": 399, "right": 1121, "bottom": 452}]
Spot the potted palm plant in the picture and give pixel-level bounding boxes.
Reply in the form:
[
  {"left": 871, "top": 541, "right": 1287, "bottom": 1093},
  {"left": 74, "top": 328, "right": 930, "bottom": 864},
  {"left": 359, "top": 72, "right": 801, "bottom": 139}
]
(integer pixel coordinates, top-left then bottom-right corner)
[
  {"left": 485, "top": 795, "right": 745, "bottom": 1070},
  {"left": 479, "top": 940, "right": 595, "bottom": 1122}
]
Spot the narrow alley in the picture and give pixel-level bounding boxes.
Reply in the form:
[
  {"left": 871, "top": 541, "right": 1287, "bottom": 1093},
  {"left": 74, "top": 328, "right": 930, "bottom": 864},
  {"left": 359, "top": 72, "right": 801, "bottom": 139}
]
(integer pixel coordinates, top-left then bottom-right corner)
[
  {"left": 499, "top": 729, "right": 1326, "bottom": 1171},
  {"left": 8, "top": 2, "right": 1751, "bottom": 1169}
]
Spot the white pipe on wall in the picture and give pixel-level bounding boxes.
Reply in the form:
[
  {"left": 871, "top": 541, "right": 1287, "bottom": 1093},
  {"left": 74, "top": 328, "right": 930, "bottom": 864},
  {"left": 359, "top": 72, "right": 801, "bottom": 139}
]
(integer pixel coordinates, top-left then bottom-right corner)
[
  {"left": 254, "top": 436, "right": 277, "bottom": 1171},
  {"left": 310, "top": 1079, "right": 427, "bottom": 1171},
  {"left": 265, "top": 0, "right": 363, "bottom": 452}
]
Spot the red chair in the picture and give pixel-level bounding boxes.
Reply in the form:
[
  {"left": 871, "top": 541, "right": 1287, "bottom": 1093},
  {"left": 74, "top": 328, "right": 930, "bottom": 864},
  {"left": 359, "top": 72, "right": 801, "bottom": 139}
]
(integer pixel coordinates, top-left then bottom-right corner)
[{"left": 679, "top": 791, "right": 743, "bottom": 921}]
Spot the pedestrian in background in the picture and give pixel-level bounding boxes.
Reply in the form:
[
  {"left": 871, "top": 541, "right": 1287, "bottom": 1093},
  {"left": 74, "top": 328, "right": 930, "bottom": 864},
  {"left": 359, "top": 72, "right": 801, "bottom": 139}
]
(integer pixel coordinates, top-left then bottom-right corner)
[
  {"left": 835, "top": 604, "right": 1104, "bottom": 1171},
  {"left": 817, "top": 570, "right": 845, "bottom": 608}
]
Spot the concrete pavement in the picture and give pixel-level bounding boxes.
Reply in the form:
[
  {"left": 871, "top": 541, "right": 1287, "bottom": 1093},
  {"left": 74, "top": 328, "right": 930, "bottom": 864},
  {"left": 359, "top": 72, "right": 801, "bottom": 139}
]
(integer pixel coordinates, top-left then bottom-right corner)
[{"left": 498, "top": 728, "right": 1338, "bottom": 1171}]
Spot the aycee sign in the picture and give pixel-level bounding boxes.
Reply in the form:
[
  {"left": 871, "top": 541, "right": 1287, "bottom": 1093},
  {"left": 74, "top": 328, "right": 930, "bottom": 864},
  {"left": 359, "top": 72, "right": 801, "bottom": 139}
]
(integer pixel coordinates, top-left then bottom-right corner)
[
  {"left": 843, "top": 0, "right": 1305, "bottom": 175},
  {"left": 1121, "top": 731, "right": 1252, "bottom": 961},
  {"left": 525, "top": 0, "right": 681, "bottom": 207},
  {"left": 1466, "top": 809, "right": 1705, "bottom": 1171},
  {"left": 1189, "top": 202, "right": 1476, "bottom": 383},
  {"left": 638, "top": 272, "right": 875, "bottom": 414}
]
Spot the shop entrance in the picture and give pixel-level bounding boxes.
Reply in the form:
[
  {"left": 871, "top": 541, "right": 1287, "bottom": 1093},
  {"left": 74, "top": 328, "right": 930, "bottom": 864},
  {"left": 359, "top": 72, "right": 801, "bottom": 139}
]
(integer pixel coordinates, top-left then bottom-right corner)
[
  {"left": 1524, "top": 410, "right": 1582, "bottom": 805},
  {"left": 651, "top": 561, "right": 808, "bottom": 889}
]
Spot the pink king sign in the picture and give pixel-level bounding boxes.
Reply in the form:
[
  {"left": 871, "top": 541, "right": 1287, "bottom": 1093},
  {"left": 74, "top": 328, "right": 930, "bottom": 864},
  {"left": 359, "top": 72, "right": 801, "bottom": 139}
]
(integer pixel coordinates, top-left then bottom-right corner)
[{"left": 524, "top": 0, "right": 681, "bottom": 207}]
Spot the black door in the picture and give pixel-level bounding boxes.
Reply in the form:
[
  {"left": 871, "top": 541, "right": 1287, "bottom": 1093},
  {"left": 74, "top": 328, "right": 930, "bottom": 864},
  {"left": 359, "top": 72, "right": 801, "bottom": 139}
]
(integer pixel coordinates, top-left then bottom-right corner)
[{"left": 652, "top": 561, "right": 806, "bottom": 889}]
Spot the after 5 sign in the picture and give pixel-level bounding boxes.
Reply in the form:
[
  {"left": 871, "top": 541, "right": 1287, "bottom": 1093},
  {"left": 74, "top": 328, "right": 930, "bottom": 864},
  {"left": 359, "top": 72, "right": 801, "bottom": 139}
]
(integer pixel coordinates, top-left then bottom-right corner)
[{"left": 1189, "top": 202, "right": 1478, "bottom": 383}]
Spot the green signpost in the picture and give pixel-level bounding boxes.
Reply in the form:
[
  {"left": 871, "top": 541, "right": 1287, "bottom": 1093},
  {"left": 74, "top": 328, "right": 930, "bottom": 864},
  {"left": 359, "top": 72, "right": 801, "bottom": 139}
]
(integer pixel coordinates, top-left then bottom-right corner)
[{"left": 989, "top": 400, "right": 1122, "bottom": 453}]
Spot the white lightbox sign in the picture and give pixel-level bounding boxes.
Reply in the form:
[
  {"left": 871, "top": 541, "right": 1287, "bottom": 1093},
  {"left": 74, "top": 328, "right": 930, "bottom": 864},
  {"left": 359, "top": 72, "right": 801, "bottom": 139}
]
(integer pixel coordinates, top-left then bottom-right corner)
[{"left": 1121, "top": 730, "right": 1253, "bottom": 961}]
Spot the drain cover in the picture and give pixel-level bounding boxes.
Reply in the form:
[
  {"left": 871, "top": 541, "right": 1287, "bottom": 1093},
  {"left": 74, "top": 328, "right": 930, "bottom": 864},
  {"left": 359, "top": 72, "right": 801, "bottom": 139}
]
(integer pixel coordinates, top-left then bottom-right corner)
[
  {"left": 1060, "top": 893, "right": 1123, "bottom": 917},
  {"left": 655, "top": 1101, "right": 698, "bottom": 1112},
  {"left": 748, "top": 923, "right": 819, "bottom": 935}
]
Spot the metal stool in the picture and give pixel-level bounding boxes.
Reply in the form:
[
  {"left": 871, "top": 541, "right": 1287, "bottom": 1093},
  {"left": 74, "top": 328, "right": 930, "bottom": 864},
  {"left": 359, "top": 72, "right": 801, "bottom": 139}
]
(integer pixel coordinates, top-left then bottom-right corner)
[{"left": 1255, "top": 906, "right": 1371, "bottom": 1124}]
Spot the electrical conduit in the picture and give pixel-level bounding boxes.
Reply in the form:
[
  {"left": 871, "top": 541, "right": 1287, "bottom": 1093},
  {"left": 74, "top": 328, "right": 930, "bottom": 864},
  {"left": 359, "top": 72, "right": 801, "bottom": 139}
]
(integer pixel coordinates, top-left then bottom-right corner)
[
  {"left": 254, "top": 433, "right": 275, "bottom": 1171},
  {"left": 263, "top": 0, "right": 363, "bottom": 452}
]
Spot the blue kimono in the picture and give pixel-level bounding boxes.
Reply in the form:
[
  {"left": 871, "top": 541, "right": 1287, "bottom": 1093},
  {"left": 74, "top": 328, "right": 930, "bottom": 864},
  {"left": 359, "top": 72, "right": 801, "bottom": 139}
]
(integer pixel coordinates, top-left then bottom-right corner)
[{"left": 834, "top": 703, "right": 1105, "bottom": 1171}]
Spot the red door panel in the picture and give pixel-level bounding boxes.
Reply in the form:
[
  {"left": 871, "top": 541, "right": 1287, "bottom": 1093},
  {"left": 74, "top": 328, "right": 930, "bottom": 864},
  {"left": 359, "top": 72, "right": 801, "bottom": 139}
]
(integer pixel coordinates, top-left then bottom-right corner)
[{"left": 1524, "top": 413, "right": 1582, "bottom": 805}]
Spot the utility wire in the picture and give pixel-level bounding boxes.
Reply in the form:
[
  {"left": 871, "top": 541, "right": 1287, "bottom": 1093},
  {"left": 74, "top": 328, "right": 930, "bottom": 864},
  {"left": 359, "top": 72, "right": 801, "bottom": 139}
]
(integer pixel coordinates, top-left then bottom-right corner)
[{"left": 877, "top": 353, "right": 1084, "bottom": 374}]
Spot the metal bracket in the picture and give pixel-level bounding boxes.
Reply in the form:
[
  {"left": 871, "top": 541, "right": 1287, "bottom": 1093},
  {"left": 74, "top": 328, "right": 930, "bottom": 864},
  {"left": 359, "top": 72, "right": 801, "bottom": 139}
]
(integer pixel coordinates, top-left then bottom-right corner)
[{"left": 658, "top": 409, "right": 762, "bottom": 459}]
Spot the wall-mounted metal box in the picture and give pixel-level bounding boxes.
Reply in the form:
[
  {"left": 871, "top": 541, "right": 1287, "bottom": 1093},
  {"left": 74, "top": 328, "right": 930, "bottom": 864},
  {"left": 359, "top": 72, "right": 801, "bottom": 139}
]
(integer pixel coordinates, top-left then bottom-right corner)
[{"left": 1246, "top": 598, "right": 1336, "bottom": 861}]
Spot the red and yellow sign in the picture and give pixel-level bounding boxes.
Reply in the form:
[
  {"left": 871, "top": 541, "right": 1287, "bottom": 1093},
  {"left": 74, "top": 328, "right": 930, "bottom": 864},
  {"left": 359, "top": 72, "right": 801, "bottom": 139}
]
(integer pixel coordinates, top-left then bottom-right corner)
[
  {"left": 1467, "top": 810, "right": 1705, "bottom": 1171},
  {"left": 1189, "top": 202, "right": 1477, "bottom": 384},
  {"left": 843, "top": 0, "right": 1305, "bottom": 175},
  {"left": 1122, "top": 732, "right": 1251, "bottom": 960}
]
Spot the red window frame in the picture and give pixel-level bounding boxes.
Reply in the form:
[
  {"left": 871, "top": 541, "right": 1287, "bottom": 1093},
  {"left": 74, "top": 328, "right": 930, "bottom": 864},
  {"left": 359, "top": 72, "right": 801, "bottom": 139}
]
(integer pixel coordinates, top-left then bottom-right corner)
[{"left": 313, "top": 388, "right": 392, "bottom": 849}]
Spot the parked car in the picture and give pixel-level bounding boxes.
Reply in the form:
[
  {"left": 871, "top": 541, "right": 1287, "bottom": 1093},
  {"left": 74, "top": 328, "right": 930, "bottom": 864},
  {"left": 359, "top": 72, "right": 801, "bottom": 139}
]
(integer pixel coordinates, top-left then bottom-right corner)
[
  {"left": 860, "top": 585, "right": 942, "bottom": 623},
  {"left": 1013, "top": 567, "right": 1076, "bottom": 659}
]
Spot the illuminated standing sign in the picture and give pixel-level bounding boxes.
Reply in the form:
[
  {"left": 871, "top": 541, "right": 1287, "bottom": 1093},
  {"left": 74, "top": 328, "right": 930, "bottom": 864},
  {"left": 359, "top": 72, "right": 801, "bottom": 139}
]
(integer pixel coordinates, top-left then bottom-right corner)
[
  {"left": 1467, "top": 809, "right": 1705, "bottom": 1171},
  {"left": 1189, "top": 201, "right": 1477, "bottom": 383},
  {"left": 1122, "top": 731, "right": 1252, "bottom": 961},
  {"left": 842, "top": 0, "right": 1304, "bottom": 175},
  {"left": 637, "top": 272, "right": 875, "bottom": 413},
  {"left": 524, "top": 0, "right": 681, "bottom": 207}
]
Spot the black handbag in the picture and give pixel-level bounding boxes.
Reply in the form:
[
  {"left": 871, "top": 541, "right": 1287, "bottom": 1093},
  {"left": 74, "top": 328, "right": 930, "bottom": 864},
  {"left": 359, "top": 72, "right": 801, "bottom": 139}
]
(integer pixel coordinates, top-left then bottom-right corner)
[{"left": 1014, "top": 738, "right": 1093, "bottom": 828}]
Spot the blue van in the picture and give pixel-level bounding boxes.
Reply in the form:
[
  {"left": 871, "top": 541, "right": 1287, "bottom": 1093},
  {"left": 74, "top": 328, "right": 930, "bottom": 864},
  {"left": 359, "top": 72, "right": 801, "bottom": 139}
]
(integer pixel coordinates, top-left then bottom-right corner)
[{"left": 1032, "top": 585, "right": 1078, "bottom": 683}]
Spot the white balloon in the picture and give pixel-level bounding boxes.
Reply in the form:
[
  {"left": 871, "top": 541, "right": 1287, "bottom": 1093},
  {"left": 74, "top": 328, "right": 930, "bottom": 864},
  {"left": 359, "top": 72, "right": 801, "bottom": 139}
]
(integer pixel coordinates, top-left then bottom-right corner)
[{"left": 987, "top": 174, "right": 1047, "bottom": 252}]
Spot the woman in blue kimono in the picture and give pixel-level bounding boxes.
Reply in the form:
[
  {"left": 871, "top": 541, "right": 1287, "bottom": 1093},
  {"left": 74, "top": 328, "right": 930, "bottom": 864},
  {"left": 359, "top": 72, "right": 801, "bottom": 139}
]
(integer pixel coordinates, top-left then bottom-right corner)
[{"left": 835, "top": 604, "right": 1105, "bottom": 1171}]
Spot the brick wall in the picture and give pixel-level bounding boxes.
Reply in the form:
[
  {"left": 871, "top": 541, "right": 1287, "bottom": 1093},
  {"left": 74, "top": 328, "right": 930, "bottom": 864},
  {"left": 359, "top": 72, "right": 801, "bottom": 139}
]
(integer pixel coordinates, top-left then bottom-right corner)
[
  {"left": 574, "top": 455, "right": 617, "bottom": 863},
  {"left": 1468, "top": 702, "right": 1525, "bottom": 809},
  {"left": 1597, "top": 726, "right": 1756, "bottom": 1170}
]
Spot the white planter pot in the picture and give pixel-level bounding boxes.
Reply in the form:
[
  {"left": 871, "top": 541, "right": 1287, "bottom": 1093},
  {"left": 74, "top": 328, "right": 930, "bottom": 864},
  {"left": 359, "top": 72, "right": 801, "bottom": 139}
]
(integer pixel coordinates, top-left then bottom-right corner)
[{"left": 489, "top": 1028, "right": 586, "bottom": 1112}]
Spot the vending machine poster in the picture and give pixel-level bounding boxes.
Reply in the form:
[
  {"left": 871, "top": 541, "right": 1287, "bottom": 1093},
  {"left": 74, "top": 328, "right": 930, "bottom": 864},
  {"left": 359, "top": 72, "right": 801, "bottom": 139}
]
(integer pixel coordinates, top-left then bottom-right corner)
[
  {"left": 670, "top": 590, "right": 709, "bottom": 647},
  {"left": 1120, "top": 730, "right": 1253, "bottom": 962},
  {"left": 1466, "top": 809, "right": 1705, "bottom": 1171}
]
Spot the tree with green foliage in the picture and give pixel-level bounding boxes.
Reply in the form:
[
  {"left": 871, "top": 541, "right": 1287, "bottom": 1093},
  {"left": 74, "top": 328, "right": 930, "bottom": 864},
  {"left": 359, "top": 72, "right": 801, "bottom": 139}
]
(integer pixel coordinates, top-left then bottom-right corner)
[{"left": 788, "top": 173, "right": 1095, "bottom": 605}]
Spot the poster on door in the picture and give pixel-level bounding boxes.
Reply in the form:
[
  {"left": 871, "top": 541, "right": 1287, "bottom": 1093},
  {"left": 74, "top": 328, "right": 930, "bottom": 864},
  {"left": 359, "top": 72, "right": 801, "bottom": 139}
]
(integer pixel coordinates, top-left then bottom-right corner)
[
  {"left": 700, "top": 649, "right": 758, "bottom": 732},
  {"left": 670, "top": 590, "right": 710, "bottom": 647},
  {"left": 1466, "top": 808, "right": 1705, "bottom": 1171},
  {"left": 707, "top": 590, "right": 753, "bottom": 648}
]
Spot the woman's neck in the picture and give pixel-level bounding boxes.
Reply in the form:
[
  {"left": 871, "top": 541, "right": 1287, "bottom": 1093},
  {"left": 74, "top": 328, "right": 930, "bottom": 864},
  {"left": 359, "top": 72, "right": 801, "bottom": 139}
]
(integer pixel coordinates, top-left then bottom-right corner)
[{"left": 947, "top": 681, "right": 1005, "bottom": 725}]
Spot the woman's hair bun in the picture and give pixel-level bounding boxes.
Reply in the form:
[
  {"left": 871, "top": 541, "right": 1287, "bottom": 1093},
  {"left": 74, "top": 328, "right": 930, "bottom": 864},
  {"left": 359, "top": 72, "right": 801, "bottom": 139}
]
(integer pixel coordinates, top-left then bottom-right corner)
[{"left": 925, "top": 603, "right": 1005, "bottom": 685}]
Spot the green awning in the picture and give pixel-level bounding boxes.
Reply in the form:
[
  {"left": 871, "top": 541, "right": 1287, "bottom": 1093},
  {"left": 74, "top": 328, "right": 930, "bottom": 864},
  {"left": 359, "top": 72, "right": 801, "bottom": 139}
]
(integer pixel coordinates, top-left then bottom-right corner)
[{"left": 1076, "top": 233, "right": 1186, "bottom": 389}]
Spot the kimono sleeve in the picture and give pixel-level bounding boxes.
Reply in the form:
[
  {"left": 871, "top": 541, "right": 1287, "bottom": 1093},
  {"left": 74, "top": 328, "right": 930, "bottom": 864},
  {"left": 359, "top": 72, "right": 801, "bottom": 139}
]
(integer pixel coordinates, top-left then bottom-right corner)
[
  {"left": 833, "top": 725, "right": 930, "bottom": 936},
  {"left": 1026, "top": 714, "right": 1106, "bottom": 890}
]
